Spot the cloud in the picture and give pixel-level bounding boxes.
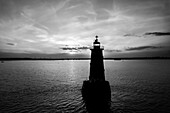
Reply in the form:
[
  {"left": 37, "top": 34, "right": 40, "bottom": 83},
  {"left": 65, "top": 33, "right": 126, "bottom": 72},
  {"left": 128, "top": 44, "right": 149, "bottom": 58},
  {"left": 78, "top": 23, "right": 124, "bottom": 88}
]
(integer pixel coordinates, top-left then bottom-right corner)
[
  {"left": 59, "top": 45, "right": 90, "bottom": 54},
  {"left": 60, "top": 46, "right": 89, "bottom": 51},
  {"left": 6, "top": 42, "right": 16, "bottom": 46},
  {"left": 105, "top": 45, "right": 163, "bottom": 52},
  {"left": 78, "top": 46, "right": 90, "bottom": 50},
  {"left": 105, "top": 49, "right": 122, "bottom": 52},
  {"left": 61, "top": 47, "right": 78, "bottom": 51},
  {"left": 0, "top": 0, "right": 48, "bottom": 21},
  {"left": 123, "top": 33, "right": 141, "bottom": 37},
  {"left": 144, "top": 32, "right": 170, "bottom": 36},
  {"left": 125, "top": 46, "right": 162, "bottom": 51}
]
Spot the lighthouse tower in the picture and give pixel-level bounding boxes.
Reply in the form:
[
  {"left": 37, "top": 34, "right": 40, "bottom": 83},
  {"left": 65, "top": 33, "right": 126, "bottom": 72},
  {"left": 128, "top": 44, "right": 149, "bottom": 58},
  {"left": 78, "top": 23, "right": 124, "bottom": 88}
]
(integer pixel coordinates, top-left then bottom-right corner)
[
  {"left": 82, "top": 36, "right": 111, "bottom": 113},
  {"left": 89, "top": 36, "right": 105, "bottom": 81}
]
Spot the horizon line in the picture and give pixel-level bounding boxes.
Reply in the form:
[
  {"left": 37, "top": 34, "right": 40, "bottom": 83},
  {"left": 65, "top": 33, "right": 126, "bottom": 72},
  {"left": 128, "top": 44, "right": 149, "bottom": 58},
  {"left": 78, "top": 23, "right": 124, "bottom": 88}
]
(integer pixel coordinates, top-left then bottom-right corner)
[{"left": 1, "top": 57, "right": 170, "bottom": 61}]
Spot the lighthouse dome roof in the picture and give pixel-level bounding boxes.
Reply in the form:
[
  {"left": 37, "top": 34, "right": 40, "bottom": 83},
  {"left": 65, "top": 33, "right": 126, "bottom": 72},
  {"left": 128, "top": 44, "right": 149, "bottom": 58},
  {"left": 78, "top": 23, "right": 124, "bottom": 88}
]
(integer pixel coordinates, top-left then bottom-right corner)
[{"left": 94, "top": 36, "right": 100, "bottom": 44}]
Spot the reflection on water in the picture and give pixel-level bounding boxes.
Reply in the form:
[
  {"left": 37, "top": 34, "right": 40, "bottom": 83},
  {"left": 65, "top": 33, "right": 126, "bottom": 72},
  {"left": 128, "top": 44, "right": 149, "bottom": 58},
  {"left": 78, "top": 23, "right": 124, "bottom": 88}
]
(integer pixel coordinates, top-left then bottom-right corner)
[
  {"left": 68, "top": 60, "right": 77, "bottom": 83},
  {"left": 0, "top": 60, "right": 170, "bottom": 112}
]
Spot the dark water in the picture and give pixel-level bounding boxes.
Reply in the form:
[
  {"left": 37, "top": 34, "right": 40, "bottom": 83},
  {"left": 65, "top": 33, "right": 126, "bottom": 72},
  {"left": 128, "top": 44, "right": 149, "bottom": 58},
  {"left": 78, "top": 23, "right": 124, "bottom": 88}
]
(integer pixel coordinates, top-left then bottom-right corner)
[{"left": 0, "top": 60, "right": 170, "bottom": 113}]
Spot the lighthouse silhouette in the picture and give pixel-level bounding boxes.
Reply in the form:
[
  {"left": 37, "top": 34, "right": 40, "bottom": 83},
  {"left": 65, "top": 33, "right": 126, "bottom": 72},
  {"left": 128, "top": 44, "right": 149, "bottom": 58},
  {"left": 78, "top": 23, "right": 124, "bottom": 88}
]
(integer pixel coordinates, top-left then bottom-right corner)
[{"left": 82, "top": 36, "right": 111, "bottom": 113}]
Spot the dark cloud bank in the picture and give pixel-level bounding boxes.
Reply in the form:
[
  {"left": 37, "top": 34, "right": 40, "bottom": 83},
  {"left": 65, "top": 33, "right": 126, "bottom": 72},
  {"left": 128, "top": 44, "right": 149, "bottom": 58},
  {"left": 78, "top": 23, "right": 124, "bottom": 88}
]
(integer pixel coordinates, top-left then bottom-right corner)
[
  {"left": 105, "top": 46, "right": 162, "bottom": 53},
  {"left": 125, "top": 46, "right": 162, "bottom": 51},
  {"left": 124, "top": 32, "right": 170, "bottom": 37},
  {"left": 144, "top": 32, "right": 170, "bottom": 36},
  {"left": 60, "top": 46, "right": 89, "bottom": 51}
]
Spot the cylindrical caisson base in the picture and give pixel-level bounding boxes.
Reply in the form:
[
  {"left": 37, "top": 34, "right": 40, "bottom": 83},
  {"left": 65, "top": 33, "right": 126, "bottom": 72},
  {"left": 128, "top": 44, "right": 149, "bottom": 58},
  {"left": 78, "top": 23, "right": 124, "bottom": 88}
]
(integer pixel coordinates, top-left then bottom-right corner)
[{"left": 82, "top": 80, "right": 111, "bottom": 113}]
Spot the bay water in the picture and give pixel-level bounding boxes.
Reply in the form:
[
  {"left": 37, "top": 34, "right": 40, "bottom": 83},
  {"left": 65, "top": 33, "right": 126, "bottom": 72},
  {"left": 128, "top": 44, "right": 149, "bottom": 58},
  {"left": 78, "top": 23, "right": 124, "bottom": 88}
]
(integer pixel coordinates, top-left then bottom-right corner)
[{"left": 0, "top": 60, "right": 170, "bottom": 113}]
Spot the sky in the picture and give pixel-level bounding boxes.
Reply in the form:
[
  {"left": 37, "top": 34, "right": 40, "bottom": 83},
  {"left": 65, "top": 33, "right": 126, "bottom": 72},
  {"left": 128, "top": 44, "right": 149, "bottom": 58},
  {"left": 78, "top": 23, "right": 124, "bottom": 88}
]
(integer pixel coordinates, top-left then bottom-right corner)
[{"left": 0, "top": 0, "right": 170, "bottom": 58}]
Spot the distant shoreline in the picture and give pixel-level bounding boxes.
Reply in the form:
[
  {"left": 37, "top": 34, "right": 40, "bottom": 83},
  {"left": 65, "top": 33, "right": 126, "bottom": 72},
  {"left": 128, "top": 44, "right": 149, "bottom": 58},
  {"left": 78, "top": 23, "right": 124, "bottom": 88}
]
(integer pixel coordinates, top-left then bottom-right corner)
[{"left": 1, "top": 57, "right": 170, "bottom": 61}]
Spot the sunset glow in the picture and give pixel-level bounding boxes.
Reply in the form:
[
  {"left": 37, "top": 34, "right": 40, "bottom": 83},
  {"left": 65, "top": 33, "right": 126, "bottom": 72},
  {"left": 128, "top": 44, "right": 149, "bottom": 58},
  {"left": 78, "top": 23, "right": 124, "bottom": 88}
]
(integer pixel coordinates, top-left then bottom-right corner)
[{"left": 0, "top": 0, "right": 170, "bottom": 58}]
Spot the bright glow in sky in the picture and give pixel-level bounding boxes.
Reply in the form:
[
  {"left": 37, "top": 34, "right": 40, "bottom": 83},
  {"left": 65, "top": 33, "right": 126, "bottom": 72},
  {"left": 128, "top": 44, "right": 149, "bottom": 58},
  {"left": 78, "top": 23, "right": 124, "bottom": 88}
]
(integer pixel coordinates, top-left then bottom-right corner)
[{"left": 0, "top": 0, "right": 170, "bottom": 58}]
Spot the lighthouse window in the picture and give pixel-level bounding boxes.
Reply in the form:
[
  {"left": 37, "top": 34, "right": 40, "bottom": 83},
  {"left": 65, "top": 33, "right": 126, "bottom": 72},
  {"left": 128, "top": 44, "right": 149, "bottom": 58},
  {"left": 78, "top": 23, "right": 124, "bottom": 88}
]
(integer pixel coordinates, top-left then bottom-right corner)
[{"left": 94, "top": 44, "right": 100, "bottom": 46}]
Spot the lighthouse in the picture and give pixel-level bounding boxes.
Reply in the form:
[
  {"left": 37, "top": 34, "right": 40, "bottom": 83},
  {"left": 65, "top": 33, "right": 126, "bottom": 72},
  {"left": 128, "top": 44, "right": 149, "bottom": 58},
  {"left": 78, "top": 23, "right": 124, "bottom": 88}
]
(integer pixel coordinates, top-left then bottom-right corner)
[
  {"left": 89, "top": 36, "right": 105, "bottom": 81},
  {"left": 82, "top": 36, "right": 111, "bottom": 113}
]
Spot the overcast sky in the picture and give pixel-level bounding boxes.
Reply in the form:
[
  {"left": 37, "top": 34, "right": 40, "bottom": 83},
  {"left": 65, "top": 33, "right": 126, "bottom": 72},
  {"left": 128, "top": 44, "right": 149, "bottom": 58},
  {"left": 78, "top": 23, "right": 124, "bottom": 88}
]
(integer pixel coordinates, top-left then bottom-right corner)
[{"left": 0, "top": 0, "right": 170, "bottom": 58}]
